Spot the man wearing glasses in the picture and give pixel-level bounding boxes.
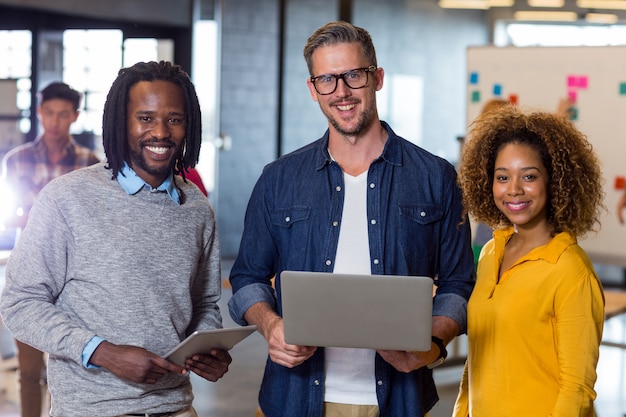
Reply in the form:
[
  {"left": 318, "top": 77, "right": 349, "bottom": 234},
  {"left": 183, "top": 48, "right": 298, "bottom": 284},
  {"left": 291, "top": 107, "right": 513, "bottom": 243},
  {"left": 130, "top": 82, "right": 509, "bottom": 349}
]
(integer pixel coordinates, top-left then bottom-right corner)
[{"left": 228, "top": 21, "right": 474, "bottom": 417}]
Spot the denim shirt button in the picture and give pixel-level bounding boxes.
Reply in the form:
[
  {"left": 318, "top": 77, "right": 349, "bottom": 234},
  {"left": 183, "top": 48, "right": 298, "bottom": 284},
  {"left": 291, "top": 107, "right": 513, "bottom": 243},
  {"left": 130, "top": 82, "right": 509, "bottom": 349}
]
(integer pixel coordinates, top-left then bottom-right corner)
[
  {"left": 314, "top": 379, "right": 321, "bottom": 386},
  {"left": 335, "top": 186, "right": 342, "bottom": 192},
  {"left": 369, "top": 182, "right": 375, "bottom": 188},
  {"left": 285, "top": 216, "right": 290, "bottom": 222},
  {"left": 332, "top": 221, "right": 339, "bottom": 227},
  {"left": 325, "top": 260, "right": 332, "bottom": 266},
  {"left": 370, "top": 219, "right": 376, "bottom": 225},
  {"left": 377, "top": 380, "right": 383, "bottom": 386},
  {"left": 373, "top": 259, "right": 379, "bottom": 265},
  {"left": 420, "top": 211, "right": 426, "bottom": 217}
]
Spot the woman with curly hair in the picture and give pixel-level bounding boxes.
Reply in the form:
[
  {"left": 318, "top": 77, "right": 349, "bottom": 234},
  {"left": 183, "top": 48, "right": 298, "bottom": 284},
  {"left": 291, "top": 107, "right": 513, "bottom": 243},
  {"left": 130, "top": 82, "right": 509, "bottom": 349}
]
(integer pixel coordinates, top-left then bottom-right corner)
[{"left": 453, "top": 104, "right": 605, "bottom": 417}]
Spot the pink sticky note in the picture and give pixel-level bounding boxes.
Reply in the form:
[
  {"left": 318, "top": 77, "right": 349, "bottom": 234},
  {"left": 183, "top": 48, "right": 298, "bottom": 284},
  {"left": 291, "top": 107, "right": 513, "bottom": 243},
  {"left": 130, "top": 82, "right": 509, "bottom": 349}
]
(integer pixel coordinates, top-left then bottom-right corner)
[
  {"left": 567, "top": 76, "right": 577, "bottom": 88},
  {"left": 567, "top": 75, "right": 589, "bottom": 89}
]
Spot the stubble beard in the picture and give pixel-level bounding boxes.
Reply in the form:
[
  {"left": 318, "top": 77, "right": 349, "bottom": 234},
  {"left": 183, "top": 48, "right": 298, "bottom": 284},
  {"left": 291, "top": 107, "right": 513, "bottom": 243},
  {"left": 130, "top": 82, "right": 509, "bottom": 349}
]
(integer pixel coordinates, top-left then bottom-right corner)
[
  {"left": 129, "top": 146, "right": 178, "bottom": 177},
  {"left": 324, "top": 102, "right": 377, "bottom": 138}
]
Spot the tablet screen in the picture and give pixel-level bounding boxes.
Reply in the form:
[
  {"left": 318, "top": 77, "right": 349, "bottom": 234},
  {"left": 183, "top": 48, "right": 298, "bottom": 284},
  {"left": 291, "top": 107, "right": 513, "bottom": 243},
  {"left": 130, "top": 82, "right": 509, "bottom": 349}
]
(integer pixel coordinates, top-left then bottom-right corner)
[{"left": 164, "top": 325, "right": 257, "bottom": 366}]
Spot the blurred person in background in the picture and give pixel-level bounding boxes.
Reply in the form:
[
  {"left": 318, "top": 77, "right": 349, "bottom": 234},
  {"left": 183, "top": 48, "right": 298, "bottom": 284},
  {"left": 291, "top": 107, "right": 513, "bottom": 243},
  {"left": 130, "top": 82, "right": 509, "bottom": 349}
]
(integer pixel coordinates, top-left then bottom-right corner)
[{"left": 0, "top": 81, "right": 99, "bottom": 417}]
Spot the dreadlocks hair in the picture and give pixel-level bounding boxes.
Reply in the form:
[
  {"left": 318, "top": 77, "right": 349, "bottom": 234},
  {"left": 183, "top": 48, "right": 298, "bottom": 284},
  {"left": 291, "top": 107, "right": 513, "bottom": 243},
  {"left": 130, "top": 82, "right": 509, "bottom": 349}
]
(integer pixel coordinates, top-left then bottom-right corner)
[{"left": 102, "top": 61, "right": 202, "bottom": 189}]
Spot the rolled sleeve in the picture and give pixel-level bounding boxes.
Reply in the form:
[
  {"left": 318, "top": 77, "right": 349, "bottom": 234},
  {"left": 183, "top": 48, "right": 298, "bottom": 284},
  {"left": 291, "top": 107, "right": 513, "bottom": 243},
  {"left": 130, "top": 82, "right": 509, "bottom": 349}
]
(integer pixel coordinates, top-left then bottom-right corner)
[
  {"left": 228, "top": 282, "right": 277, "bottom": 325},
  {"left": 433, "top": 292, "right": 468, "bottom": 334},
  {"left": 82, "top": 335, "right": 105, "bottom": 368}
]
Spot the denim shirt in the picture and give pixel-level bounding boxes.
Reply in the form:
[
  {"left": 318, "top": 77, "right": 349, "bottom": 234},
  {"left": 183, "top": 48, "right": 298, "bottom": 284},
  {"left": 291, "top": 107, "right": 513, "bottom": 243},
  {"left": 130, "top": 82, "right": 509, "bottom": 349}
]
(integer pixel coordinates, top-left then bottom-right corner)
[{"left": 228, "top": 122, "right": 474, "bottom": 417}]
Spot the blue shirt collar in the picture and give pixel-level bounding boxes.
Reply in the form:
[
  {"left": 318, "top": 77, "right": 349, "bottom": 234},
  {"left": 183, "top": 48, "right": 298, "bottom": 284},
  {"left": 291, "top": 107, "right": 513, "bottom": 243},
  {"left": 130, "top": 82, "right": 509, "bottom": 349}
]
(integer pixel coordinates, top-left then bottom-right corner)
[{"left": 116, "top": 162, "right": 180, "bottom": 204}]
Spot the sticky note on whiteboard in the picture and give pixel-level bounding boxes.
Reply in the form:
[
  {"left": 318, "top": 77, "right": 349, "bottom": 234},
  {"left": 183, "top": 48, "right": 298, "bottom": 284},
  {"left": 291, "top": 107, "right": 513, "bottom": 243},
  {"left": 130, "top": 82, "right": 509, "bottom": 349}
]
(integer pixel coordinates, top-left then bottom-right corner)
[{"left": 567, "top": 75, "right": 588, "bottom": 89}]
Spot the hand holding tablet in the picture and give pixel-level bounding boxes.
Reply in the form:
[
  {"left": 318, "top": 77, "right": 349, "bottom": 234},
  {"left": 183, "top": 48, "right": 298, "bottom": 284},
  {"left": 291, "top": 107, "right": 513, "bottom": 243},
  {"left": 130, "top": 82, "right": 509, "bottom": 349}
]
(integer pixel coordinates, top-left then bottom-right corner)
[{"left": 164, "top": 325, "right": 257, "bottom": 367}]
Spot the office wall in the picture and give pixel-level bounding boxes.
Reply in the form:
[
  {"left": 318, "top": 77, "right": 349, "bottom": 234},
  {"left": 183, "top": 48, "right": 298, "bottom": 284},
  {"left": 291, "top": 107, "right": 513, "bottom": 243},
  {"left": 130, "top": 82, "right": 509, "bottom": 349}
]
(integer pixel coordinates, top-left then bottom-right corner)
[
  {"left": 0, "top": 0, "right": 490, "bottom": 259},
  {"left": 217, "top": 0, "right": 282, "bottom": 258},
  {"left": 217, "top": 0, "right": 489, "bottom": 257},
  {"left": 280, "top": 0, "right": 341, "bottom": 155}
]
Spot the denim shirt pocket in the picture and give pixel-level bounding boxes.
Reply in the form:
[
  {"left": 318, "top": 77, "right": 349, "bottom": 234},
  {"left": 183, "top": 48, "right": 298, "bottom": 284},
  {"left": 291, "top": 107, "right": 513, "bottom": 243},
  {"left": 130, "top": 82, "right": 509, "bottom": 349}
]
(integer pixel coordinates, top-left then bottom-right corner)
[
  {"left": 398, "top": 203, "right": 444, "bottom": 264},
  {"left": 398, "top": 203, "right": 443, "bottom": 225},
  {"left": 270, "top": 206, "right": 312, "bottom": 268},
  {"left": 270, "top": 206, "right": 311, "bottom": 228}
]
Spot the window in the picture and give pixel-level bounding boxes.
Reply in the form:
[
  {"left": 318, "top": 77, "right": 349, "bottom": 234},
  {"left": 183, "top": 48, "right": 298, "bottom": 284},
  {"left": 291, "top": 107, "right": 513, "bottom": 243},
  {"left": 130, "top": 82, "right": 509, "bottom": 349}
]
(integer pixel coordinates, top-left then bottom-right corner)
[
  {"left": 0, "top": 30, "right": 32, "bottom": 136},
  {"left": 498, "top": 22, "right": 626, "bottom": 46},
  {"left": 63, "top": 29, "right": 123, "bottom": 137}
]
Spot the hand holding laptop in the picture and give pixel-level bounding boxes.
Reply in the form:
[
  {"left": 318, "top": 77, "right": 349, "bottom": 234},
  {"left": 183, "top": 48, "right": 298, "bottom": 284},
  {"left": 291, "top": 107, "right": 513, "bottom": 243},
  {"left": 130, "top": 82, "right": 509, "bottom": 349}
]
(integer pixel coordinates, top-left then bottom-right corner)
[{"left": 244, "top": 302, "right": 317, "bottom": 369}]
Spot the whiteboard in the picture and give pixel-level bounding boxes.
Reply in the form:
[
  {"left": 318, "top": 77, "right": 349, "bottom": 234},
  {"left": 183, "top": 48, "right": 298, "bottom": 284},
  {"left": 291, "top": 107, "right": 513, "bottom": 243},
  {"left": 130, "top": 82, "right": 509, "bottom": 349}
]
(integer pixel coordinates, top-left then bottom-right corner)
[{"left": 466, "top": 46, "right": 626, "bottom": 267}]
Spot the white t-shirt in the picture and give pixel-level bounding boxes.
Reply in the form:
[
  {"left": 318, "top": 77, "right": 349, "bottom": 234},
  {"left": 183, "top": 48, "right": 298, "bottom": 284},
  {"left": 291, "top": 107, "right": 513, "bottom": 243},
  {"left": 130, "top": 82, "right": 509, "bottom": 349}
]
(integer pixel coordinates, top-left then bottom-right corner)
[{"left": 323, "top": 170, "right": 377, "bottom": 405}]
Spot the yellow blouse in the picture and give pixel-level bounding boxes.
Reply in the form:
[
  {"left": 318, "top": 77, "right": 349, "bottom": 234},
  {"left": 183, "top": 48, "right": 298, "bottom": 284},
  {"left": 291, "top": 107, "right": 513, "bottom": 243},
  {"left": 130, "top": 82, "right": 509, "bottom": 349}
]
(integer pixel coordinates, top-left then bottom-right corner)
[{"left": 453, "top": 227, "right": 604, "bottom": 417}]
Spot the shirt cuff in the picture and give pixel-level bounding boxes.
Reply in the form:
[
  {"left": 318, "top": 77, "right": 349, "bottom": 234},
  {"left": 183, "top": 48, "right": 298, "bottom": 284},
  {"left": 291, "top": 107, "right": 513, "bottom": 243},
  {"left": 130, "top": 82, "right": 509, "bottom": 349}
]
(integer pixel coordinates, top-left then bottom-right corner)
[
  {"left": 433, "top": 292, "right": 468, "bottom": 335},
  {"left": 228, "top": 282, "right": 277, "bottom": 325},
  {"left": 82, "top": 335, "right": 105, "bottom": 368}
]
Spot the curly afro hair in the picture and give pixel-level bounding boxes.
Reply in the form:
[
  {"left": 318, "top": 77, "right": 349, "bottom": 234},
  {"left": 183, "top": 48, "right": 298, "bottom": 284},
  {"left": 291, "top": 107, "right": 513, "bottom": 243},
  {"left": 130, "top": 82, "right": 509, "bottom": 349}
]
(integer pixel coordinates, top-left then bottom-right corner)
[{"left": 459, "top": 104, "right": 605, "bottom": 239}]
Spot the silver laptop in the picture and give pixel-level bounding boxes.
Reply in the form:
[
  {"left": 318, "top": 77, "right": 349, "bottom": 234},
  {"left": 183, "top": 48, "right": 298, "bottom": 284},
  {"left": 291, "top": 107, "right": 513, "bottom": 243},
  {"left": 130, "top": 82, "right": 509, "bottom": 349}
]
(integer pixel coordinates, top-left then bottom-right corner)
[{"left": 280, "top": 271, "right": 434, "bottom": 351}]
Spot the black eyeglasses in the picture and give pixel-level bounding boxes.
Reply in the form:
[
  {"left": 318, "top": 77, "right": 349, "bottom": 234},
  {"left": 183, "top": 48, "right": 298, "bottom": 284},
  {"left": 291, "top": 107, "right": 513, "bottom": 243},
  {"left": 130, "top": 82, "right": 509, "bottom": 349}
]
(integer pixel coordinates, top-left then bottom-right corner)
[{"left": 310, "top": 66, "right": 377, "bottom": 95}]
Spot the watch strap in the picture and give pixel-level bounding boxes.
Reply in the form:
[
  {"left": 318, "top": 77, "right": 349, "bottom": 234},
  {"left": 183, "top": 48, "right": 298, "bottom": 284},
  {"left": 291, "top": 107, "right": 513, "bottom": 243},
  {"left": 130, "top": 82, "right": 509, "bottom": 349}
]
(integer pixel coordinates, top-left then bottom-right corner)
[{"left": 427, "top": 336, "right": 447, "bottom": 369}]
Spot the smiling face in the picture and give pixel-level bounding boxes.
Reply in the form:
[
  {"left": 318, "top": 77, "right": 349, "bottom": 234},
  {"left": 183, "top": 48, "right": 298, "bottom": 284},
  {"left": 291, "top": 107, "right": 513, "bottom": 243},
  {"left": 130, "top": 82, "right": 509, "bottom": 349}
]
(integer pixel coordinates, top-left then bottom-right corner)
[
  {"left": 492, "top": 142, "right": 551, "bottom": 233},
  {"left": 306, "top": 42, "right": 383, "bottom": 138},
  {"left": 126, "top": 80, "right": 186, "bottom": 188}
]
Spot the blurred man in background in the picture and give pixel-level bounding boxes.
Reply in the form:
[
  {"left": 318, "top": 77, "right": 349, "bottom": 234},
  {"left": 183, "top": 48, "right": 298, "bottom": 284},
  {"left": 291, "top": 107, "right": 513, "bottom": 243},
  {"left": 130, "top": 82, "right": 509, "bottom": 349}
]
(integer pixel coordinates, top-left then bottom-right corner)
[{"left": 0, "top": 81, "right": 99, "bottom": 417}]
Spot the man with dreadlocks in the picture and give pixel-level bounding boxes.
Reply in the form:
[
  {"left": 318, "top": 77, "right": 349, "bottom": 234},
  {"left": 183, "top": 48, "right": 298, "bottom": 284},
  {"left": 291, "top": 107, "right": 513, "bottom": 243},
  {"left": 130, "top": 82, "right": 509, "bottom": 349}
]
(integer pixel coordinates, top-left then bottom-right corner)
[{"left": 0, "top": 61, "right": 230, "bottom": 417}]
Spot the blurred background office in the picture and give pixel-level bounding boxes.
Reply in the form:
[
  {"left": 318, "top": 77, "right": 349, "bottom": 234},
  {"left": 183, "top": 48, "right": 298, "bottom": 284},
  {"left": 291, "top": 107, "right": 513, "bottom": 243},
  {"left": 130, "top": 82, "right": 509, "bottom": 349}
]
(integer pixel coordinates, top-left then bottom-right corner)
[
  {"left": 1, "top": 0, "right": 626, "bottom": 416},
  {"left": 2, "top": 0, "right": 626, "bottom": 260}
]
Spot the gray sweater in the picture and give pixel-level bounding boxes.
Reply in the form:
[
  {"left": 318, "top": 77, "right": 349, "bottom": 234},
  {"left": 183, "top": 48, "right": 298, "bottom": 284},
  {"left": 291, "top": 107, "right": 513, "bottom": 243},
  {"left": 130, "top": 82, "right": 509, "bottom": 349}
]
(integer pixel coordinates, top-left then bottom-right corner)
[{"left": 0, "top": 162, "right": 223, "bottom": 417}]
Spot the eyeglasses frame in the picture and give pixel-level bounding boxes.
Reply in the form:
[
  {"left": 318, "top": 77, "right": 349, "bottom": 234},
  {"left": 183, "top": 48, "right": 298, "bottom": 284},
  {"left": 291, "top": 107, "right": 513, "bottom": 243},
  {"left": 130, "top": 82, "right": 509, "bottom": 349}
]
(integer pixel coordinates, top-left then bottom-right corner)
[{"left": 310, "top": 65, "right": 377, "bottom": 95}]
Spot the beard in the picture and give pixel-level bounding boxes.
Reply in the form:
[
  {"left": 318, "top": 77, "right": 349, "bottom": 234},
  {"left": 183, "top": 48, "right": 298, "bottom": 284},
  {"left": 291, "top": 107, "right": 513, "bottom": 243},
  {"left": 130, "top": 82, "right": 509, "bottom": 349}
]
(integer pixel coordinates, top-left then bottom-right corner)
[
  {"left": 128, "top": 143, "right": 179, "bottom": 178},
  {"left": 321, "top": 99, "right": 378, "bottom": 137}
]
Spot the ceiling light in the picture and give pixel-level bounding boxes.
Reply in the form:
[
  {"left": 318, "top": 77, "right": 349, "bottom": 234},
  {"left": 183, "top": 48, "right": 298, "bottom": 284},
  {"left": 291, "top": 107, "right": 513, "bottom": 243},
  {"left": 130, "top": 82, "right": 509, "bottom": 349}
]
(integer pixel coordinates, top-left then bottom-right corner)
[
  {"left": 438, "top": 0, "right": 513, "bottom": 8},
  {"left": 585, "top": 12, "right": 619, "bottom": 22},
  {"left": 514, "top": 10, "right": 579, "bottom": 20},
  {"left": 528, "top": 0, "right": 565, "bottom": 6},
  {"left": 439, "top": 0, "right": 490, "bottom": 9},
  {"left": 577, "top": 0, "right": 626, "bottom": 10},
  {"left": 490, "top": 0, "right": 515, "bottom": 6}
]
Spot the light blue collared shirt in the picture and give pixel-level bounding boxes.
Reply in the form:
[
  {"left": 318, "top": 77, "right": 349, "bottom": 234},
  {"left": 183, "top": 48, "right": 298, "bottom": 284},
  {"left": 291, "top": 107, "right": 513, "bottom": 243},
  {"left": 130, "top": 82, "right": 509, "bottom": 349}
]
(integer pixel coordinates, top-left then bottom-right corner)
[
  {"left": 116, "top": 162, "right": 180, "bottom": 204},
  {"left": 81, "top": 162, "right": 180, "bottom": 368}
]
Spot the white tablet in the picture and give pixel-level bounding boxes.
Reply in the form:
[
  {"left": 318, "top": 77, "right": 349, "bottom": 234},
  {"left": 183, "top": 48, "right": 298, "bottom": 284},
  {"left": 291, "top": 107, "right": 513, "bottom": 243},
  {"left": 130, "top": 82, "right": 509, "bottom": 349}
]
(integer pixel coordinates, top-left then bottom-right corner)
[{"left": 164, "top": 325, "right": 257, "bottom": 366}]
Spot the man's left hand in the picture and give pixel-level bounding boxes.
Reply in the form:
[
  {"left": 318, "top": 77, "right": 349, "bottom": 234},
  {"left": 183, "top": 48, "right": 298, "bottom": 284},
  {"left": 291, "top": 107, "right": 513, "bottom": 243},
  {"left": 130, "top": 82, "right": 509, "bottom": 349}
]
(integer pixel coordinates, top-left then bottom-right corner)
[
  {"left": 377, "top": 346, "right": 439, "bottom": 373},
  {"left": 184, "top": 349, "right": 232, "bottom": 382}
]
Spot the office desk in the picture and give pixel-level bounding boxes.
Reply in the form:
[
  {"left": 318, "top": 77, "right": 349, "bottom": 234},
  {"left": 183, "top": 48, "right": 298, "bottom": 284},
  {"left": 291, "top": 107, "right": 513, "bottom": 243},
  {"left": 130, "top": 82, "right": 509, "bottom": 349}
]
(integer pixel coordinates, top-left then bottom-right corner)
[
  {"left": 602, "top": 289, "right": 626, "bottom": 350},
  {"left": 605, "top": 289, "right": 626, "bottom": 320}
]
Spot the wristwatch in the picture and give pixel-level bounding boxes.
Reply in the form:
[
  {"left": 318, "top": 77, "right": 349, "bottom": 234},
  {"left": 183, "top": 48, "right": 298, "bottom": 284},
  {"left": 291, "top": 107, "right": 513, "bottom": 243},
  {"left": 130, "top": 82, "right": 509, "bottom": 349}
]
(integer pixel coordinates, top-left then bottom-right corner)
[{"left": 427, "top": 336, "right": 447, "bottom": 369}]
